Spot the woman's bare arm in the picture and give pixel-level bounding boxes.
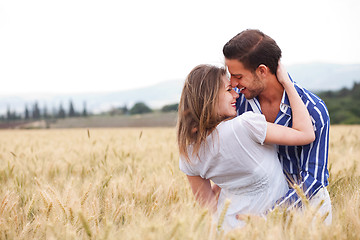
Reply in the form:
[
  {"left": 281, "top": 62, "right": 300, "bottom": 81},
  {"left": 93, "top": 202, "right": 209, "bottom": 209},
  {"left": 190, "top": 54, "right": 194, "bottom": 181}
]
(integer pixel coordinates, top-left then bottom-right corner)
[
  {"left": 264, "top": 62, "right": 315, "bottom": 146},
  {"left": 187, "top": 175, "right": 218, "bottom": 213}
]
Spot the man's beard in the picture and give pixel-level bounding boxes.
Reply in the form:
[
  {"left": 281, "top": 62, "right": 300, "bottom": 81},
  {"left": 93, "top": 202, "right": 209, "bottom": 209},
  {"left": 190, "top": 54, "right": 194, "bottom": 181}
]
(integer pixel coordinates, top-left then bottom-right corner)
[{"left": 244, "top": 73, "right": 264, "bottom": 100}]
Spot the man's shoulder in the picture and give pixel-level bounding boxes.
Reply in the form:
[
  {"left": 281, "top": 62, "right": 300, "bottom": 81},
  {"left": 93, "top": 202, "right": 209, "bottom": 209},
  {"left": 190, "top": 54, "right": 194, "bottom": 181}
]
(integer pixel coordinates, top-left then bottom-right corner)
[
  {"left": 294, "top": 82, "right": 327, "bottom": 107},
  {"left": 294, "top": 82, "right": 330, "bottom": 123}
]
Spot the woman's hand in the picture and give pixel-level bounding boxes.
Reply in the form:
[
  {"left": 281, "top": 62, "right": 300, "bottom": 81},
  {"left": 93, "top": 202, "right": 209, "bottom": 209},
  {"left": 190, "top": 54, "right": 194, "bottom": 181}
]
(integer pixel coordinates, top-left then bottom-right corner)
[
  {"left": 276, "top": 61, "right": 291, "bottom": 86},
  {"left": 212, "top": 183, "right": 221, "bottom": 202}
]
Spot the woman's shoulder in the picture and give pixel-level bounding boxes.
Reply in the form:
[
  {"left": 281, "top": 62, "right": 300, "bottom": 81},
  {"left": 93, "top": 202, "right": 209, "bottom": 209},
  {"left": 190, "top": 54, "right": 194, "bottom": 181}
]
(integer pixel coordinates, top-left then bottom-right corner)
[
  {"left": 217, "top": 111, "right": 267, "bottom": 144},
  {"left": 218, "top": 112, "right": 265, "bottom": 129}
]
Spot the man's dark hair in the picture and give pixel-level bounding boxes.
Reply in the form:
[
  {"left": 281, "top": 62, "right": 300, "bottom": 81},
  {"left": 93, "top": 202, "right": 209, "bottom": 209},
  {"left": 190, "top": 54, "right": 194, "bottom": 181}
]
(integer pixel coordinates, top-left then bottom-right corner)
[{"left": 223, "top": 29, "right": 282, "bottom": 74}]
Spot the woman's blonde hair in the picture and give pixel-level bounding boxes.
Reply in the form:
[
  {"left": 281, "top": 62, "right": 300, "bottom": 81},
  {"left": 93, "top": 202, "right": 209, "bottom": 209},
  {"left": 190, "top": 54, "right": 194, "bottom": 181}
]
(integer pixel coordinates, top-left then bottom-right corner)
[{"left": 177, "top": 64, "right": 227, "bottom": 162}]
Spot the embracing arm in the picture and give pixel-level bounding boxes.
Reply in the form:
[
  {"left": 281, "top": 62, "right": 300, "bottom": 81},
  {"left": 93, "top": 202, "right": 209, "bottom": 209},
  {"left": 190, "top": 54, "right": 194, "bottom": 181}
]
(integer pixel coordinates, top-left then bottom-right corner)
[
  {"left": 264, "top": 63, "right": 315, "bottom": 146},
  {"left": 186, "top": 175, "right": 219, "bottom": 213}
]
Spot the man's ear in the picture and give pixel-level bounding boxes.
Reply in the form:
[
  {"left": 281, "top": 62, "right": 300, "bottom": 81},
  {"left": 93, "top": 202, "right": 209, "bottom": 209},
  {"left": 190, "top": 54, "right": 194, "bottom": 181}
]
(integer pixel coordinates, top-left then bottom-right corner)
[{"left": 256, "top": 64, "right": 269, "bottom": 76}]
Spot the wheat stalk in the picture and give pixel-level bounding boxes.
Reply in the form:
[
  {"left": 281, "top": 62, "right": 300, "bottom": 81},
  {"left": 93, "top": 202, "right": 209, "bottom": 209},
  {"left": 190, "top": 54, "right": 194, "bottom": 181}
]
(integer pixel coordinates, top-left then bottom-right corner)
[
  {"left": 217, "top": 198, "right": 231, "bottom": 231},
  {"left": 79, "top": 211, "right": 92, "bottom": 238}
]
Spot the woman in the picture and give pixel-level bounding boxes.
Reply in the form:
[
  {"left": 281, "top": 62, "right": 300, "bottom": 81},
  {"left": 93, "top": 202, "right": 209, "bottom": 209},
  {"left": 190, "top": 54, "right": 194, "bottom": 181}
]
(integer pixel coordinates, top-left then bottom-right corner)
[{"left": 177, "top": 63, "right": 315, "bottom": 230}]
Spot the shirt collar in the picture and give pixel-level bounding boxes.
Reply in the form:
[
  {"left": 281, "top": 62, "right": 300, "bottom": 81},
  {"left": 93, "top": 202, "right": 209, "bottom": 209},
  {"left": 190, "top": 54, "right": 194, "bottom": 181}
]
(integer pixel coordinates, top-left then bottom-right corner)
[
  {"left": 279, "top": 90, "right": 292, "bottom": 116},
  {"left": 252, "top": 74, "right": 296, "bottom": 117},
  {"left": 279, "top": 74, "right": 295, "bottom": 116}
]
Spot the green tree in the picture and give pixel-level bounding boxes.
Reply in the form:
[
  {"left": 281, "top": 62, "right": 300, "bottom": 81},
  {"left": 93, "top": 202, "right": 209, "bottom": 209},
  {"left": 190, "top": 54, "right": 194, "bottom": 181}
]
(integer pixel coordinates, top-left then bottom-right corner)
[
  {"left": 121, "top": 104, "right": 128, "bottom": 115},
  {"left": 351, "top": 82, "right": 360, "bottom": 100},
  {"left": 318, "top": 81, "right": 360, "bottom": 124},
  {"left": 24, "top": 105, "right": 30, "bottom": 120},
  {"left": 43, "top": 105, "right": 49, "bottom": 119},
  {"left": 82, "top": 101, "right": 88, "bottom": 117},
  {"left": 6, "top": 106, "right": 11, "bottom": 121},
  {"left": 130, "top": 102, "right": 152, "bottom": 115},
  {"left": 32, "top": 102, "right": 41, "bottom": 119},
  {"left": 58, "top": 103, "right": 66, "bottom": 118},
  {"left": 161, "top": 103, "right": 179, "bottom": 112},
  {"left": 69, "top": 100, "right": 76, "bottom": 117}
]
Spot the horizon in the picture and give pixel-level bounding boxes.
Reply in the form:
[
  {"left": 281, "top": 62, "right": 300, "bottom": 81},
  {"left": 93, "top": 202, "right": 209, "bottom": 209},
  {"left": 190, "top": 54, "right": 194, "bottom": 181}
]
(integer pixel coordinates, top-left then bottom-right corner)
[{"left": 1, "top": 61, "right": 360, "bottom": 116}]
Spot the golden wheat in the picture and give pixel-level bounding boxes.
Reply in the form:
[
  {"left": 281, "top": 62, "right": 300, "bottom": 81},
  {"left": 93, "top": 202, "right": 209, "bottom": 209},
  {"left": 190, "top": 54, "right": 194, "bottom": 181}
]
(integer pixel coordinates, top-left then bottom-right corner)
[{"left": 0, "top": 126, "right": 359, "bottom": 239}]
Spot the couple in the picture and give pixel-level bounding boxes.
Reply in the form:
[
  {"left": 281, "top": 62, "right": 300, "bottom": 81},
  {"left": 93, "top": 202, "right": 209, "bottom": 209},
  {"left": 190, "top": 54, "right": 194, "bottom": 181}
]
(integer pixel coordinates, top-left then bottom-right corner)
[{"left": 177, "top": 29, "right": 331, "bottom": 230}]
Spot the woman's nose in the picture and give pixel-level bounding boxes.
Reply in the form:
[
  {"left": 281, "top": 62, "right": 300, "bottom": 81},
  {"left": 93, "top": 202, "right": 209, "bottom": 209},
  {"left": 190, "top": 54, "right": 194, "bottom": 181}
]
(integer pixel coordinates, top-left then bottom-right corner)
[{"left": 230, "top": 78, "right": 238, "bottom": 88}]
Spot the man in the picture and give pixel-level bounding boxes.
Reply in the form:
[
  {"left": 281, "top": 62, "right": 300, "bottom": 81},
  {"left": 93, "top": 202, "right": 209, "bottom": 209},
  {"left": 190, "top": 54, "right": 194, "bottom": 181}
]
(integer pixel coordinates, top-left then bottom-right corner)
[{"left": 223, "top": 29, "right": 332, "bottom": 223}]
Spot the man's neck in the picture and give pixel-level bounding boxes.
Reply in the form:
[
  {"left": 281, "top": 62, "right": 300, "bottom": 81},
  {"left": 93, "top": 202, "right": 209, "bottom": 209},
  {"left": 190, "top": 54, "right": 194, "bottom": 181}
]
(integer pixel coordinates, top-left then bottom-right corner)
[
  {"left": 258, "top": 75, "right": 284, "bottom": 103},
  {"left": 257, "top": 75, "right": 284, "bottom": 122}
]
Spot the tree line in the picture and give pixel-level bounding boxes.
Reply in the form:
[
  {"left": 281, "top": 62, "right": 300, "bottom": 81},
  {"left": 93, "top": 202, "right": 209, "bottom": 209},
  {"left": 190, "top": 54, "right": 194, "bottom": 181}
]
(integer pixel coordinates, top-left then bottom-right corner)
[
  {"left": 0, "top": 100, "right": 179, "bottom": 122},
  {"left": 1, "top": 100, "right": 88, "bottom": 122},
  {"left": 109, "top": 102, "right": 178, "bottom": 115},
  {"left": 317, "top": 81, "right": 360, "bottom": 124},
  {"left": 2, "top": 82, "right": 360, "bottom": 125}
]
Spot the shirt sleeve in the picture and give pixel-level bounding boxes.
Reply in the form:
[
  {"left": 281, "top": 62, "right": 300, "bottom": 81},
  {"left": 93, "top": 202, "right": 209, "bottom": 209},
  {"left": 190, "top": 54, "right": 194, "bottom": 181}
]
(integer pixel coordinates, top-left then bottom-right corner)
[
  {"left": 273, "top": 100, "right": 330, "bottom": 209},
  {"left": 239, "top": 111, "right": 267, "bottom": 145},
  {"left": 179, "top": 156, "right": 198, "bottom": 176}
]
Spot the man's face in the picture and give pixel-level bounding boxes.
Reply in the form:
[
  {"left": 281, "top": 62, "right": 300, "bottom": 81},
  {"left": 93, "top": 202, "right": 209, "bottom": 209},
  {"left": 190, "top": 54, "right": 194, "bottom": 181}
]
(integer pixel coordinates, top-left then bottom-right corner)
[{"left": 225, "top": 58, "right": 265, "bottom": 99}]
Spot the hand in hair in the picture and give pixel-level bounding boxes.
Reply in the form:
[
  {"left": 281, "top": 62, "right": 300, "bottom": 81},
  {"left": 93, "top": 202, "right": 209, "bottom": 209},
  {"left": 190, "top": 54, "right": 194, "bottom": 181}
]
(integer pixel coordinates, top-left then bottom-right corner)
[{"left": 276, "top": 61, "right": 290, "bottom": 86}]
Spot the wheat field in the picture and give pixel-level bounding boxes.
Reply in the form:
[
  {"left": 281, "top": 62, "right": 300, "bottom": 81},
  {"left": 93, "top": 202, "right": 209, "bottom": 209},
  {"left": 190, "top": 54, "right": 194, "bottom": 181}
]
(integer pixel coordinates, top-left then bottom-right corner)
[{"left": 0, "top": 126, "right": 359, "bottom": 239}]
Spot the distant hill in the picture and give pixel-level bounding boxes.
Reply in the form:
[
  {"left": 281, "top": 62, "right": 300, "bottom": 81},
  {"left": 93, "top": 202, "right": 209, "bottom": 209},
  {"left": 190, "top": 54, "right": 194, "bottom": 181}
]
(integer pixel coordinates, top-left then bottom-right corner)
[
  {"left": 1, "top": 63, "right": 360, "bottom": 116},
  {"left": 286, "top": 63, "right": 360, "bottom": 92}
]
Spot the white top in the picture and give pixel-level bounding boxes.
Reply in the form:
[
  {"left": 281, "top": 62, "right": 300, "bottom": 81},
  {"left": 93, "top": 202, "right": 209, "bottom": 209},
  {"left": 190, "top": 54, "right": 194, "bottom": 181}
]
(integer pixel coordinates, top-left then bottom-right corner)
[{"left": 179, "top": 112, "right": 288, "bottom": 230}]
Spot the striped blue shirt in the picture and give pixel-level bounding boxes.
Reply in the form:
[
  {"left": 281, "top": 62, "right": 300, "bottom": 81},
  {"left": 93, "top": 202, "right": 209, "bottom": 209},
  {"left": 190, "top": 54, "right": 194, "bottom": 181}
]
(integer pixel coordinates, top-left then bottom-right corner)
[{"left": 236, "top": 76, "right": 330, "bottom": 209}]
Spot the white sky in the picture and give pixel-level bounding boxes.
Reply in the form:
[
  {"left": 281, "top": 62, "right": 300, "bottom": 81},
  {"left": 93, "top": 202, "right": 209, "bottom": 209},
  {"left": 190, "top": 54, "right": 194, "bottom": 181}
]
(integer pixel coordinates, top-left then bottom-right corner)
[{"left": 1, "top": 0, "right": 360, "bottom": 95}]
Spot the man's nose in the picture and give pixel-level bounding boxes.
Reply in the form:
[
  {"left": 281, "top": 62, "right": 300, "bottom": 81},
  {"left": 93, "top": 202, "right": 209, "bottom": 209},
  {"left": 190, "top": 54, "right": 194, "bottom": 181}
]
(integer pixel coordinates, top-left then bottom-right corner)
[{"left": 230, "top": 78, "right": 238, "bottom": 88}]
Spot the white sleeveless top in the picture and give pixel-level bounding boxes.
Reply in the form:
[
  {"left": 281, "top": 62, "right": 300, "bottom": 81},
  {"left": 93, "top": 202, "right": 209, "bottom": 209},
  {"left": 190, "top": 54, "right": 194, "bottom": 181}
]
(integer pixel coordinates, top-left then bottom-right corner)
[{"left": 179, "top": 112, "right": 288, "bottom": 230}]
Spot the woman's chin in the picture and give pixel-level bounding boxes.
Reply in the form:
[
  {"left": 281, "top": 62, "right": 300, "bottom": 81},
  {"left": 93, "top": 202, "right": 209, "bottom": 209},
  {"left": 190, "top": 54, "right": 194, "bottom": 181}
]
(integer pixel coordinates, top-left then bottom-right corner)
[
  {"left": 229, "top": 111, "right": 237, "bottom": 117},
  {"left": 223, "top": 113, "right": 237, "bottom": 119}
]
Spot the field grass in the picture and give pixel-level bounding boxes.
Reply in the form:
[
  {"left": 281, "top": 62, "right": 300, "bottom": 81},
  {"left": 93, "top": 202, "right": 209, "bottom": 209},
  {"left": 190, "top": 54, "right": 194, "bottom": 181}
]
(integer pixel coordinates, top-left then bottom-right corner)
[{"left": 0, "top": 125, "right": 359, "bottom": 239}]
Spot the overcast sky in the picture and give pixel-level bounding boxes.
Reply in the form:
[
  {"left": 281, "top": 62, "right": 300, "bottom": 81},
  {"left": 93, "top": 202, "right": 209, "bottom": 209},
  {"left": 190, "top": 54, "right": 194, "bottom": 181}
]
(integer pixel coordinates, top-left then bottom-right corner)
[{"left": 1, "top": 0, "right": 359, "bottom": 95}]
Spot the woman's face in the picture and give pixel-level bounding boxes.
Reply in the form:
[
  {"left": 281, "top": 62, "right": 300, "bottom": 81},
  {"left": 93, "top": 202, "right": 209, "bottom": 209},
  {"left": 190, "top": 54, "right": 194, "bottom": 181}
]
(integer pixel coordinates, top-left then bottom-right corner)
[{"left": 216, "top": 75, "right": 239, "bottom": 118}]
